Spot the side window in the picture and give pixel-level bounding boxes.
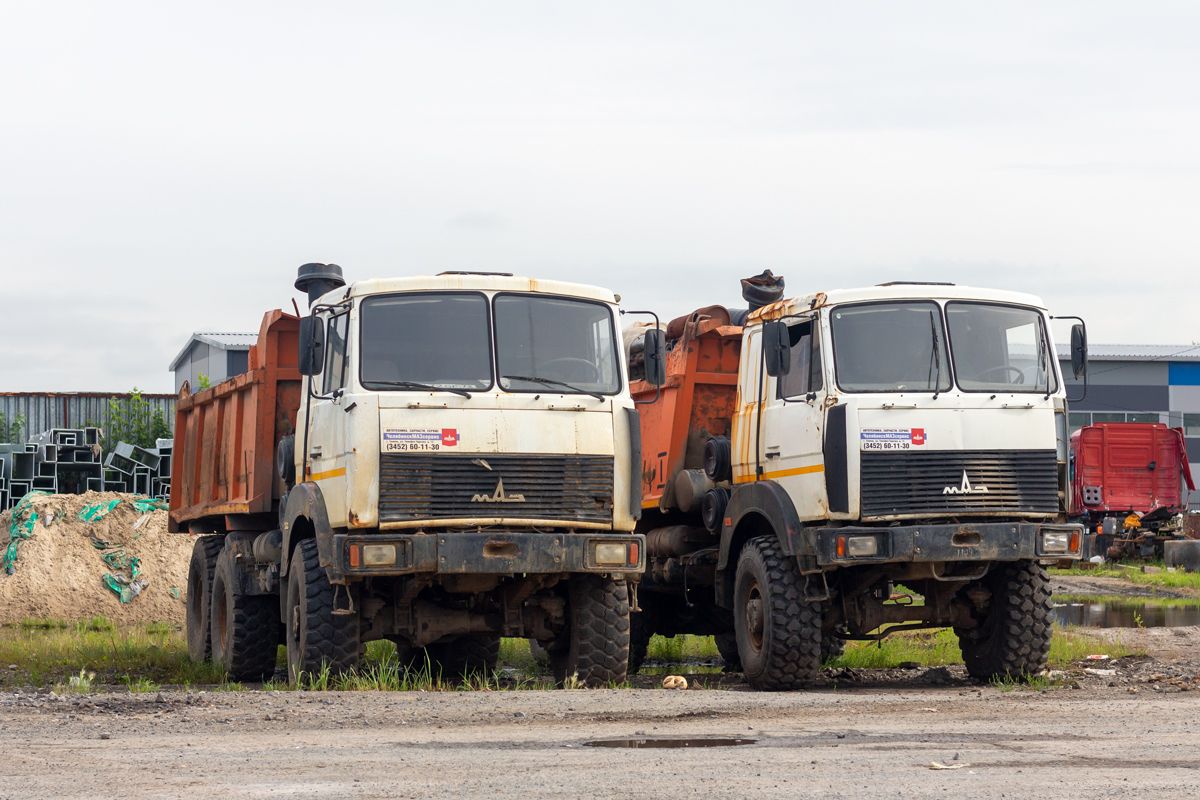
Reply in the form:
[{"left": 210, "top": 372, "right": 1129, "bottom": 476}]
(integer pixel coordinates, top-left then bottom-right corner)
[
  {"left": 323, "top": 312, "right": 350, "bottom": 395},
  {"left": 778, "top": 320, "right": 823, "bottom": 399}
]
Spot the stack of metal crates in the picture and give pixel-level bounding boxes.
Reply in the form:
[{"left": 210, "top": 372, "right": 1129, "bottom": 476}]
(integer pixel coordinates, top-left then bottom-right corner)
[
  {"left": 1, "top": 428, "right": 106, "bottom": 508},
  {"left": 0, "top": 430, "right": 172, "bottom": 510},
  {"left": 102, "top": 439, "right": 172, "bottom": 501}
]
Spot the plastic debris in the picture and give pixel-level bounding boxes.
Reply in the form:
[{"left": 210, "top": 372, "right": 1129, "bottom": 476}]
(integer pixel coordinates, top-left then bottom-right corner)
[
  {"left": 4, "top": 491, "right": 51, "bottom": 574},
  {"left": 1086, "top": 654, "right": 1111, "bottom": 660},
  {"left": 662, "top": 675, "right": 688, "bottom": 690},
  {"left": 78, "top": 499, "right": 122, "bottom": 522},
  {"left": 91, "top": 535, "right": 146, "bottom": 603},
  {"left": 929, "top": 762, "right": 969, "bottom": 770},
  {"left": 132, "top": 498, "right": 168, "bottom": 514},
  {"left": 1084, "top": 668, "right": 1116, "bottom": 676},
  {"left": 132, "top": 513, "right": 152, "bottom": 531},
  {"left": 169, "top": 587, "right": 179, "bottom": 599}
]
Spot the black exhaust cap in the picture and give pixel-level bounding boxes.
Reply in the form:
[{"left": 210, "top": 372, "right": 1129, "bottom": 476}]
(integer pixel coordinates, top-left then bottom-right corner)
[
  {"left": 295, "top": 263, "right": 347, "bottom": 307},
  {"left": 740, "top": 269, "right": 785, "bottom": 311}
]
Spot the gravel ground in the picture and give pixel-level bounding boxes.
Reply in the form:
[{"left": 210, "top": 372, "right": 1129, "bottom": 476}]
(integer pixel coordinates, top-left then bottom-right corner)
[{"left": 3, "top": 662, "right": 1199, "bottom": 800}]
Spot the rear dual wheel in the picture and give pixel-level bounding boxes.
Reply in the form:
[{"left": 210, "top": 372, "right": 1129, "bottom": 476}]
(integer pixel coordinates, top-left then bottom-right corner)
[
  {"left": 186, "top": 536, "right": 225, "bottom": 662},
  {"left": 210, "top": 548, "right": 281, "bottom": 681}
]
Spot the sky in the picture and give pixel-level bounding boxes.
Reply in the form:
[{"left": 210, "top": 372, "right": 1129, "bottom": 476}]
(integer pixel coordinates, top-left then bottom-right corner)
[{"left": 2, "top": 1, "right": 1199, "bottom": 392}]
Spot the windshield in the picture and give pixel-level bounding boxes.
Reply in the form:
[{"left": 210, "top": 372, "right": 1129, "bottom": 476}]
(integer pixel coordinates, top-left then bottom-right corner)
[
  {"left": 945, "top": 302, "right": 1058, "bottom": 393},
  {"left": 831, "top": 301, "right": 952, "bottom": 393},
  {"left": 495, "top": 294, "right": 620, "bottom": 396},
  {"left": 359, "top": 293, "right": 494, "bottom": 391}
]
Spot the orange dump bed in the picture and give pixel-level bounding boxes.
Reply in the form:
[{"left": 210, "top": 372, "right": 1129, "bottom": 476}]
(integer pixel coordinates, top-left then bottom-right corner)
[
  {"left": 630, "top": 307, "right": 743, "bottom": 512},
  {"left": 168, "top": 310, "right": 302, "bottom": 532}
]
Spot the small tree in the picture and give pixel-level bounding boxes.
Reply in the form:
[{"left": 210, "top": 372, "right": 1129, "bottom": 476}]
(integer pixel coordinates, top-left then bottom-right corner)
[
  {"left": 0, "top": 412, "right": 25, "bottom": 444},
  {"left": 103, "top": 389, "right": 172, "bottom": 450}
]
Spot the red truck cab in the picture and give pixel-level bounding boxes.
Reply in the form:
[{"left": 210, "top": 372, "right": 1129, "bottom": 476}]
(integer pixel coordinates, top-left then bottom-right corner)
[{"left": 1070, "top": 422, "right": 1194, "bottom": 532}]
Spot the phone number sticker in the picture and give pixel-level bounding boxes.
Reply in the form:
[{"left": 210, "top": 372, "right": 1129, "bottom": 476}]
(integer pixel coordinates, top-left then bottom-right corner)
[
  {"left": 860, "top": 428, "right": 925, "bottom": 451},
  {"left": 382, "top": 428, "right": 458, "bottom": 453}
]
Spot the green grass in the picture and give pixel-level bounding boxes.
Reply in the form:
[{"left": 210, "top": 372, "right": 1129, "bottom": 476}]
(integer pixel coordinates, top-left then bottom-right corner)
[
  {"left": 826, "top": 626, "right": 1138, "bottom": 671},
  {"left": 1051, "top": 560, "right": 1200, "bottom": 593},
  {"left": 645, "top": 635, "right": 721, "bottom": 663},
  {"left": 0, "top": 618, "right": 226, "bottom": 689}
]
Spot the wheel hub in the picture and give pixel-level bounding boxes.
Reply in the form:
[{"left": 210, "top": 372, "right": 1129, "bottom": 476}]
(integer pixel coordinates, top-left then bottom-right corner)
[{"left": 745, "top": 581, "right": 765, "bottom": 652}]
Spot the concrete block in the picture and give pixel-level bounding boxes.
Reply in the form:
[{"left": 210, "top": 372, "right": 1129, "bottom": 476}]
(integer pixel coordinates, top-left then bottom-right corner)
[{"left": 1164, "top": 540, "right": 1200, "bottom": 573}]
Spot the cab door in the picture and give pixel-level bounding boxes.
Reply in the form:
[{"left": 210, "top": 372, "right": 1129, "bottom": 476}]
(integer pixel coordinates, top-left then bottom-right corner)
[
  {"left": 758, "top": 318, "right": 828, "bottom": 520},
  {"left": 306, "top": 310, "right": 351, "bottom": 526}
]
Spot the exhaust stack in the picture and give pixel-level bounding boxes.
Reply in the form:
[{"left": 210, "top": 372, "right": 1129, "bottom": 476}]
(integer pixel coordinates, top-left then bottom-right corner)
[{"left": 295, "top": 263, "right": 346, "bottom": 306}]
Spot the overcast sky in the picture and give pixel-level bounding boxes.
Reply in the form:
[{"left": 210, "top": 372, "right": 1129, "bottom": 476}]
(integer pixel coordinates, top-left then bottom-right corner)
[{"left": 2, "top": 2, "right": 1198, "bottom": 392}]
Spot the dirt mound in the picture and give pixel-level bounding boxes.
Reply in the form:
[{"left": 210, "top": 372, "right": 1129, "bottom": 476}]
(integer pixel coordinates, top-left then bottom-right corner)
[{"left": 0, "top": 492, "right": 194, "bottom": 626}]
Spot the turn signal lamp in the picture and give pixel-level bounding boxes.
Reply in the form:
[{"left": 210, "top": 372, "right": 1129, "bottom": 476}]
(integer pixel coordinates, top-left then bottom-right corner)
[{"left": 1069, "top": 531, "right": 1081, "bottom": 553}]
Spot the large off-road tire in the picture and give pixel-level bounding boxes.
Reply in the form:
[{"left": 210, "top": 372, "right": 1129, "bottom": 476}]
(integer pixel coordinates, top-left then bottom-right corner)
[
  {"left": 549, "top": 575, "right": 630, "bottom": 687},
  {"left": 210, "top": 548, "right": 281, "bottom": 681},
  {"left": 426, "top": 634, "right": 501, "bottom": 680},
  {"left": 627, "top": 596, "right": 656, "bottom": 675},
  {"left": 186, "top": 536, "right": 225, "bottom": 662},
  {"left": 286, "top": 538, "right": 360, "bottom": 684},
  {"left": 714, "top": 632, "right": 742, "bottom": 671},
  {"left": 956, "top": 560, "right": 1053, "bottom": 681},
  {"left": 733, "top": 536, "right": 821, "bottom": 691}
]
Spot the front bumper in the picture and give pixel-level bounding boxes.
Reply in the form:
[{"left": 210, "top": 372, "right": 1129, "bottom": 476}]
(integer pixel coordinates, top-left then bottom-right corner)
[
  {"left": 333, "top": 531, "right": 646, "bottom": 577},
  {"left": 789, "top": 522, "right": 1083, "bottom": 570}
]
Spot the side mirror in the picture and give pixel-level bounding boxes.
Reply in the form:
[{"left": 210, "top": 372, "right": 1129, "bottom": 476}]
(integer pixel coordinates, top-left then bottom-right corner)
[
  {"left": 298, "top": 315, "right": 326, "bottom": 376},
  {"left": 763, "top": 320, "right": 791, "bottom": 378},
  {"left": 643, "top": 329, "right": 667, "bottom": 387},
  {"left": 1070, "top": 323, "right": 1088, "bottom": 379}
]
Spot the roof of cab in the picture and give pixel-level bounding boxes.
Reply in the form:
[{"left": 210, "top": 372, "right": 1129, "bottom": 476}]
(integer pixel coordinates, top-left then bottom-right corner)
[
  {"left": 314, "top": 273, "right": 617, "bottom": 305},
  {"left": 747, "top": 283, "right": 1047, "bottom": 324}
]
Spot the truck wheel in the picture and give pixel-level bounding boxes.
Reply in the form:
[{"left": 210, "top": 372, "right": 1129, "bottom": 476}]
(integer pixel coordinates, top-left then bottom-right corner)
[
  {"left": 286, "top": 538, "right": 360, "bottom": 684},
  {"left": 426, "top": 635, "right": 500, "bottom": 680},
  {"left": 956, "top": 560, "right": 1052, "bottom": 681},
  {"left": 550, "top": 575, "right": 630, "bottom": 687},
  {"left": 210, "top": 548, "right": 281, "bottom": 681},
  {"left": 714, "top": 632, "right": 742, "bottom": 671},
  {"left": 733, "top": 535, "right": 821, "bottom": 690},
  {"left": 627, "top": 596, "right": 656, "bottom": 675},
  {"left": 821, "top": 631, "right": 847, "bottom": 663},
  {"left": 186, "top": 536, "right": 225, "bottom": 662}
]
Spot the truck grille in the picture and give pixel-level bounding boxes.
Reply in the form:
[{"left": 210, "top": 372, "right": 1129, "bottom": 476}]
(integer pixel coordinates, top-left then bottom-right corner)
[
  {"left": 860, "top": 449, "right": 1058, "bottom": 518},
  {"left": 379, "top": 453, "right": 614, "bottom": 525}
]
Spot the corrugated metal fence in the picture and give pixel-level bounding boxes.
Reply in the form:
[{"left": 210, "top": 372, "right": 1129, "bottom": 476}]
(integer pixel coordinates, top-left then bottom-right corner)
[{"left": 0, "top": 393, "right": 176, "bottom": 442}]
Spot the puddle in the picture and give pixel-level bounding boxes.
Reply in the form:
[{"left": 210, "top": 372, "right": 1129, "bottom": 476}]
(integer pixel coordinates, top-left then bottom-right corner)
[
  {"left": 585, "top": 737, "right": 757, "bottom": 749},
  {"left": 1052, "top": 598, "right": 1200, "bottom": 628}
]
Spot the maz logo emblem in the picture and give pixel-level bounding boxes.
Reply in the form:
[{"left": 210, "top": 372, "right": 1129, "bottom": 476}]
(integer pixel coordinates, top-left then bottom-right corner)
[
  {"left": 472, "top": 477, "right": 526, "bottom": 503},
  {"left": 943, "top": 470, "right": 989, "bottom": 495}
]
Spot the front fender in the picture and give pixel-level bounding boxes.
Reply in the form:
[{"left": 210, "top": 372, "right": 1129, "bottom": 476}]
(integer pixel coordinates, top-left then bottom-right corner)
[
  {"left": 281, "top": 481, "right": 336, "bottom": 578},
  {"left": 717, "top": 480, "right": 806, "bottom": 571}
]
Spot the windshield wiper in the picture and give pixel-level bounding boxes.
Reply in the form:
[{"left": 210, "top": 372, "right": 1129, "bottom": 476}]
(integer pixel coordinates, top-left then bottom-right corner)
[
  {"left": 502, "top": 375, "right": 604, "bottom": 401},
  {"left": 366, "top": 380, "right": 471, "bottom": 399},
  {"left": 929, "top": 311, "right": 943, "bottom": 399}
]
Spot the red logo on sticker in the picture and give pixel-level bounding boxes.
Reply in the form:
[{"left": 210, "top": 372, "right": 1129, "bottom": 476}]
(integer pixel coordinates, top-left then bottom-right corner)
[
  {"left": 911, "top": 428, "right": 925, "bottom": 445},
  {"left": 442, "top": 429, "right": 458, "bottom": 447}
]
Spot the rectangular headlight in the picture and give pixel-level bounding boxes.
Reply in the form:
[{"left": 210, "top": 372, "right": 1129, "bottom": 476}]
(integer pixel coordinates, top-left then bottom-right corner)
[
  {"left": 593, "top": 542, "right": 628, "bottom": 566},
  {"left": 847, "top": 536, "right": 878, "bottom": 557},
  {"left": 1041, "top": 532, "right": 1069, "bottom": 553},
  {"left": 361, "top": 544, "right": 397, "bottom": 566}
]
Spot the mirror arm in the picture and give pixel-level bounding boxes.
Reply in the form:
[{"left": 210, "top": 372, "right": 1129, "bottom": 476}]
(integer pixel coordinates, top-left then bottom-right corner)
[{"left": 621, "top": 309, "right": 663, "bottom": 405}]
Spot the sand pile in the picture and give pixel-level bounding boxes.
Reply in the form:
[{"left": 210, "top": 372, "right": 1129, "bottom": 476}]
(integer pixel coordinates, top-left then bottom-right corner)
[{"left": 0, "top": 492, "right": 195, "bottom": 626}]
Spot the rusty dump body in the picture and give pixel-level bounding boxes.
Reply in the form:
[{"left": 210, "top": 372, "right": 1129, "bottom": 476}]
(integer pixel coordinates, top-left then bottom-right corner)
[
  {"left": 630, "top": 305, "right": 743, "bottom": 513},
  {"left": 168, "top": 310, "right": 301, "bottom": 532}
]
